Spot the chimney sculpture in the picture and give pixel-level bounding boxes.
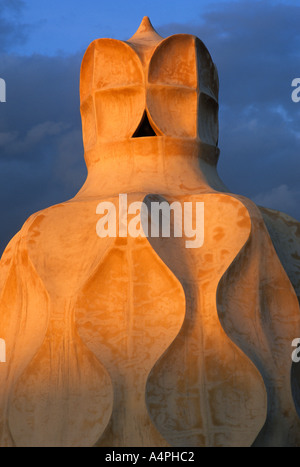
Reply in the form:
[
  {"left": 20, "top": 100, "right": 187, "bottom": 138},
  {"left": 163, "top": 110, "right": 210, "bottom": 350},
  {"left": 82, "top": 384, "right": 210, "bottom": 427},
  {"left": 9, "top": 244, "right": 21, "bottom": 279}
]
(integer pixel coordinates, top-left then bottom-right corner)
[{"left": 0, "top": 18, "right": 299, "bottom": 447}]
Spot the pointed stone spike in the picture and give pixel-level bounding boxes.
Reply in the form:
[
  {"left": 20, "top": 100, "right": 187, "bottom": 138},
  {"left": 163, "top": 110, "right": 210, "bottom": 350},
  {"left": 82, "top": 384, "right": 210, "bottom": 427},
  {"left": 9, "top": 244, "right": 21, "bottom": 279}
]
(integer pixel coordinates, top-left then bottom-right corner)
[
  {"left": 137, "top": 16, "right": 156, "bottom": 34},
  {"left": 128, "top": 16, "right": 163, "bottom": 44}
]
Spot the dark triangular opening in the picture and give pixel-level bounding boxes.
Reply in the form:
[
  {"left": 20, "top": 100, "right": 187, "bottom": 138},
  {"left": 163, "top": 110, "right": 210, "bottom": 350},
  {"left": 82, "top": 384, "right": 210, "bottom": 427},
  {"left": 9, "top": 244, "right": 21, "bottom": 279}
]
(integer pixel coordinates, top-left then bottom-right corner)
[{"left": 132, "top": 112, "right": 157, "bottom": 138}]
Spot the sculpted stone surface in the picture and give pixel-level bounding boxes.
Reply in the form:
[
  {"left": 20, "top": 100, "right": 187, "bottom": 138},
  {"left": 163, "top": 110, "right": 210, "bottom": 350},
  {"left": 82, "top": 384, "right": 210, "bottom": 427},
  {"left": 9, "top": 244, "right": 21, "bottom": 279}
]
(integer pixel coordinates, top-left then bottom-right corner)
[{"left": 0, "top": 17, "right": 299, "bottom": 447}]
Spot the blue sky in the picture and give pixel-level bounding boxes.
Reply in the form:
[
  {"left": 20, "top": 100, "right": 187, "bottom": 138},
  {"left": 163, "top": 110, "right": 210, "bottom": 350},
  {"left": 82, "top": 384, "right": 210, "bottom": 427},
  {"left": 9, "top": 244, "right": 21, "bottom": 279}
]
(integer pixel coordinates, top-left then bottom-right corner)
[
  {"left": 3, "top": 0, "right": 253, "bottom": 56},
  {"left": 0, "top": 0, "right": 299, "bottom": 253},
  {"left": 5, "top": 0, "right": 300, "bottom": 56}
]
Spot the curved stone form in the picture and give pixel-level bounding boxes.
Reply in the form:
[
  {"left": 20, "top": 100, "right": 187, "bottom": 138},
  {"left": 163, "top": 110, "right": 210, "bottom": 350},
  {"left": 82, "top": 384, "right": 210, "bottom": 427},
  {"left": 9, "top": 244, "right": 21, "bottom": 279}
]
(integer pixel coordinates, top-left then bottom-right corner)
[{"left": 0, "top": 17, "right": 299, "bottom": 447}]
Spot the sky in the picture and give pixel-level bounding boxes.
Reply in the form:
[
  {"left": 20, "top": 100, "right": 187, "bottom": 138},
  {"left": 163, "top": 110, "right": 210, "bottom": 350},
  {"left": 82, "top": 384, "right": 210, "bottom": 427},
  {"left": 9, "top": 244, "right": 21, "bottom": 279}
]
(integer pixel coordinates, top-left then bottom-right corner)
[{"left": 0, "top": 0, "right": 299, "bottom": 254}]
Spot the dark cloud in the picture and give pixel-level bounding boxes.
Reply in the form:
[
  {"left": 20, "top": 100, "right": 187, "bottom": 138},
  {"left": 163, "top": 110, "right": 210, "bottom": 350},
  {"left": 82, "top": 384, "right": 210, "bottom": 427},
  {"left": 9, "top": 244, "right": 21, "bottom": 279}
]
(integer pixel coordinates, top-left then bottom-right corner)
[{"left": 252, "top": 184, "right": 300, "bottom": 213}]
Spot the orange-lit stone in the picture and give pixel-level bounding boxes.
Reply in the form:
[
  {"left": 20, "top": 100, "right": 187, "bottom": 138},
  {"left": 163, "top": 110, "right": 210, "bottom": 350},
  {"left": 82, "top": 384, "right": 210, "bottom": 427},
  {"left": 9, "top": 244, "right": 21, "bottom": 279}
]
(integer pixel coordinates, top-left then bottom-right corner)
[{"left": 0, "top": 17, "right": 299, "bottom": 447}]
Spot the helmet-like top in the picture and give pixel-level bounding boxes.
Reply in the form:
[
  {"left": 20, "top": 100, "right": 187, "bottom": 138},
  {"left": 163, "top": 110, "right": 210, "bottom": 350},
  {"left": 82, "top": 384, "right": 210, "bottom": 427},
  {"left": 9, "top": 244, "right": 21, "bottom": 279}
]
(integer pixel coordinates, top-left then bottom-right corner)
[{"left": 80, "top": 17, "right": 220, "bottom": 166}]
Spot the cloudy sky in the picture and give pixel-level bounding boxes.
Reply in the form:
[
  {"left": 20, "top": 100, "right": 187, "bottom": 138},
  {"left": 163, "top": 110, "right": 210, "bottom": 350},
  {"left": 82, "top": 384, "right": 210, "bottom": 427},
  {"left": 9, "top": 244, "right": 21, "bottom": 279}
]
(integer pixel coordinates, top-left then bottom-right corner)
[{"left": 0, "top": 0, "right": 299, "bottom": 254}]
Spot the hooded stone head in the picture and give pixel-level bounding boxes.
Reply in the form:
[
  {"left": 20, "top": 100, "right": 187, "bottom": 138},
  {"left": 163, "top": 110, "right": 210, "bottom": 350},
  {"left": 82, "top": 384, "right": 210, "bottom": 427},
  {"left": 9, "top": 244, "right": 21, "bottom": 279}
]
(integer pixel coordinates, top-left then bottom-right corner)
[{"left": 80, "top": 17, "right": 220, "bottom": 168}]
